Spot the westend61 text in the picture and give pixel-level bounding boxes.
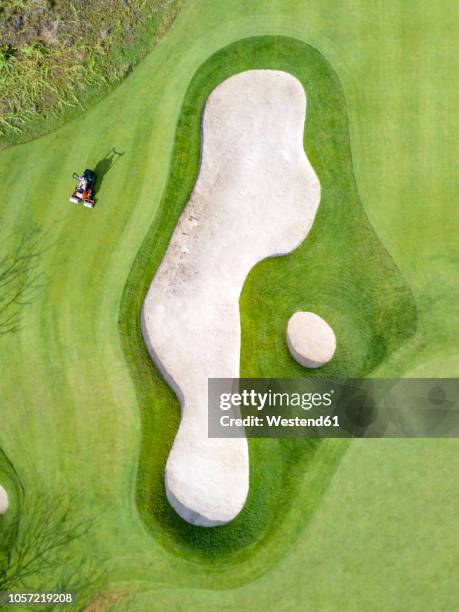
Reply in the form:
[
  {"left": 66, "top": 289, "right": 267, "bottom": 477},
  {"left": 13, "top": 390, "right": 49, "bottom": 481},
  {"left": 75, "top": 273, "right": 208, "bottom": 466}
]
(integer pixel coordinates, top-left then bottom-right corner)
[{"left": 220, "top": 414, "right": 340, "bottom": 428}]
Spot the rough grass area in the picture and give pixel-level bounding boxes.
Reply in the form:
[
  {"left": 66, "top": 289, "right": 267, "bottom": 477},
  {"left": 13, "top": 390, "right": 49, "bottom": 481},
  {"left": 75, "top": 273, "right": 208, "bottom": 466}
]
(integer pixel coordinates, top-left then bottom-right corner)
[
  {"left": 119, "top": 36, "right": 416, "bottom": 566},
  {"left": 0, "top": 0, "right": 183, "bottom": 147}
]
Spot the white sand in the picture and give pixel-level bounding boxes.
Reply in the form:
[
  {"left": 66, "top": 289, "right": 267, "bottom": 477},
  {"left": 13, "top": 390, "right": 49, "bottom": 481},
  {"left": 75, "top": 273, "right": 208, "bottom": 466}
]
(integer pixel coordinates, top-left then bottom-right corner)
[
  {"left": 0, "top": 485, "right": 8, "bottom": 515},
  {"left": 142, "top": 70, "right": 321, "bottom": 526},
  {"left": 287, "top": 311, "right": 336, "bottom": 368}
]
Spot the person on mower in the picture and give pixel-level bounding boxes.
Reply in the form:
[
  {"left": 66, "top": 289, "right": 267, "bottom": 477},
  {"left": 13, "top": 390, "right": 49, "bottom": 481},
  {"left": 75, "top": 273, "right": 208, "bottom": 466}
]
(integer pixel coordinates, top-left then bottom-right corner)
[
  {"left": 69, "top": 168, "right": 97, "bottom": 207},
  {"left": 77, "top": 175, "right": 88, "bottom": 193}
]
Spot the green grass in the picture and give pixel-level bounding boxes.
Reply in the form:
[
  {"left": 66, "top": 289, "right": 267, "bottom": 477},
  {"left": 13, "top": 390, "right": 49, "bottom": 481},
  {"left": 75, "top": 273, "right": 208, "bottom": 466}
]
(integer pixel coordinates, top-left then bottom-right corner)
[{"left": 0, "top": 0, "right": 458, "bottom": 609}]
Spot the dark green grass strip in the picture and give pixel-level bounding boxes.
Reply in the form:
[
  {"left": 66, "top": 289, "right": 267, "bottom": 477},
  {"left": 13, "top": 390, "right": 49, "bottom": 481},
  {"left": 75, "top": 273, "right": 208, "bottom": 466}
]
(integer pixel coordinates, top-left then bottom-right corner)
[{"left": 119, "top": 36, "right": 416, "bottom": 571}]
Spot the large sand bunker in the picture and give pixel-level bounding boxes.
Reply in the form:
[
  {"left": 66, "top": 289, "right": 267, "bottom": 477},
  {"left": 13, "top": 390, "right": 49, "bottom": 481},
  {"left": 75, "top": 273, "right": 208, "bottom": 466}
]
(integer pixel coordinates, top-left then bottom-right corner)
[{"left": 142, "top": 70, "right": 321, "bottom": 526}]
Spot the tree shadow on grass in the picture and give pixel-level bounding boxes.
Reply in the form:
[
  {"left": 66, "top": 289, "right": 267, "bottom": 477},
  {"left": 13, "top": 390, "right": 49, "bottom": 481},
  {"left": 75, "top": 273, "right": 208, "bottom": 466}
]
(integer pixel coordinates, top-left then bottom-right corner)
[
  {"left": 0, "top": 488, "right": 106, "bottom": 606},
  {"left": 0, "top": 226, "right": 50, "bottom": 338}
]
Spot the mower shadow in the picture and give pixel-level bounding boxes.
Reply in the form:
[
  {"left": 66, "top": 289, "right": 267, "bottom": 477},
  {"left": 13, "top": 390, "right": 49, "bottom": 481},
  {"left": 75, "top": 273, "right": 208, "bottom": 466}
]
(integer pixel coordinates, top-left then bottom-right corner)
[{"left": 93, "top": 148, "right": 125, "bottom": 194}]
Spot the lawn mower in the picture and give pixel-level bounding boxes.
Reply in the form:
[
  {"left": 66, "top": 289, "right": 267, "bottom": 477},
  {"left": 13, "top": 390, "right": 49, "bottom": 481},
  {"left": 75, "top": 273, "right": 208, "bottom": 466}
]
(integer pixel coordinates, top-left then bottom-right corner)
[{"left": 69, "top": 169, "right": 97, "bottom": 208}]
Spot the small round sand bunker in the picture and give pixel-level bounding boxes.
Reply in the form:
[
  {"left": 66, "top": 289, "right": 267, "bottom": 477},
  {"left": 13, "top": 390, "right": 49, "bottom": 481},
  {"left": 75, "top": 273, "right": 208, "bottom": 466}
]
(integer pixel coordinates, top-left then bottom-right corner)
[
  {"left": 287, "top": 311, "right": 336, "bottom": 368},
  {"left": 0, "top": 485, "right": 9, "bottom": 515}
]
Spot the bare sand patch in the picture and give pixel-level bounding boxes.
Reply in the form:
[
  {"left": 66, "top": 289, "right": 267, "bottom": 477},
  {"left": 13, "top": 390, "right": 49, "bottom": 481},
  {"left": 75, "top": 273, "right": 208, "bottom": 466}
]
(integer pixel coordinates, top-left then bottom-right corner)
[
  {"left": 0, "top": 484, "right": 8, "bottom": 515},
  {"left": 287, "top": 311, "right": 336, "bottom": 368},
  {"left": 142, "top": 70, "right": 321, "bottom": 526}
]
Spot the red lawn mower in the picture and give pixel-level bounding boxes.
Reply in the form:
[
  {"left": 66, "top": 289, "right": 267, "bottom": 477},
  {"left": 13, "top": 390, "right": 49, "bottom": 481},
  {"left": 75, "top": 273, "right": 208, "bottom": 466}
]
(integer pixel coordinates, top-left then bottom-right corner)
[{"left": 69, "top": 169, "right": 97, "bottom": 208}]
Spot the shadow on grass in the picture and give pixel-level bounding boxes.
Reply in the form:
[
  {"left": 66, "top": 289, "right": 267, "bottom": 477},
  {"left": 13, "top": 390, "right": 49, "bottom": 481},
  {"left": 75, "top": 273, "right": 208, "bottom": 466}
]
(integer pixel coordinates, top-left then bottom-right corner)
[
  {"left": 0, "top": 226, "right": 50, "bottom": 338},
  {"left": 0, "top": 488, "right": 106, "bottom": 606},
  {"left": 93, "top": 148, "right": 125, "bottom": 194}
]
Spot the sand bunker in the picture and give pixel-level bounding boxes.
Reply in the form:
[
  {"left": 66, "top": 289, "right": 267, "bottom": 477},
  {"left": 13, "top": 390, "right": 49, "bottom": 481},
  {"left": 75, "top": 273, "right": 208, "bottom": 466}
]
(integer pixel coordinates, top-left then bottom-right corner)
[
  {"left": 287, "top": 311, "right": 336, "bottom": 368},
  {"left": 0, "top": 485, "right": 8, "bottom": 515},
  {"left": 142, "top": 70, "right": 321, "bottom": 526}
]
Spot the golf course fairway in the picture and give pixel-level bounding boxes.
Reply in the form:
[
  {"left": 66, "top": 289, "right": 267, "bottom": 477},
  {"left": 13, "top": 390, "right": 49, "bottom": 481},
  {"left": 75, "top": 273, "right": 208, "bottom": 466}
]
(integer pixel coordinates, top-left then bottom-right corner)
[{"left": 0, "top": 1, "right": 458, "bottom": 610}]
